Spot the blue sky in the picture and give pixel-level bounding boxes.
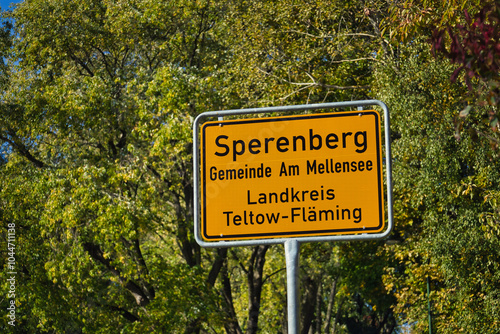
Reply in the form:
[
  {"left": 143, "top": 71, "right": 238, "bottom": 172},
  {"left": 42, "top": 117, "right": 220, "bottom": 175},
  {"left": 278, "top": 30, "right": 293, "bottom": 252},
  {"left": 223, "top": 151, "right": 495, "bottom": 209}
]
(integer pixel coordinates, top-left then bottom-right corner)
[{"left": 0, "top": 0, "right": 21, "bottom": 12}]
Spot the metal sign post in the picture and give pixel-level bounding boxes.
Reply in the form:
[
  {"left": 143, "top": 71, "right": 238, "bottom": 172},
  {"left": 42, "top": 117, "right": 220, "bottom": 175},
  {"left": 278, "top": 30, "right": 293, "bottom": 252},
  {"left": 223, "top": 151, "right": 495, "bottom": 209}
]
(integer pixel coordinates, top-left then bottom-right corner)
[
  {"left": 285, "top": 239, "right": 300, "bottom": 334},
  {"left": 193, "top": 100, "right": 393, "bottom": 333}
]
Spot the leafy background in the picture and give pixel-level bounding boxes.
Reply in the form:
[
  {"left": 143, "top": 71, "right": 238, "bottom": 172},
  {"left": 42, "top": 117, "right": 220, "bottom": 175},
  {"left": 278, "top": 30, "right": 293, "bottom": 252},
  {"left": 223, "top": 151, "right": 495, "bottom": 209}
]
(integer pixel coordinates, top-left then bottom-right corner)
[{"left": 0, "top": 0, "right": 499, "bottom": 333}]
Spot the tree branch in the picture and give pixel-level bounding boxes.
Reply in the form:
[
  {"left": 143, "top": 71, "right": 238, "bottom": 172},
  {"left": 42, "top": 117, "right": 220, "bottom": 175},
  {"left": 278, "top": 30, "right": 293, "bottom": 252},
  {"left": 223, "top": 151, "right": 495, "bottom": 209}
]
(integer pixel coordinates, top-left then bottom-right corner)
[
  {"left": 0, "top": 131, "right": 47, "bottom": 168},
  {"left": 207, "top": 248, "right": 227, "bottom": 286},
  {"left": 82, "top": 241, "right": 153, "bottom": 307},
  {"left": 256, "top": 67, "right": 370, "bottom": 94},
  {"left": 323, "top": 276, "right": 339, "bottom": 333},
  {"left": 287, "top": 29, "right": 378, "bottom": 39},
  {"left": 68, "top": 51, "right": 94, "bottom": 77},
  {"left": 104, "top": 304, "right": 141, "bottom": 323}
]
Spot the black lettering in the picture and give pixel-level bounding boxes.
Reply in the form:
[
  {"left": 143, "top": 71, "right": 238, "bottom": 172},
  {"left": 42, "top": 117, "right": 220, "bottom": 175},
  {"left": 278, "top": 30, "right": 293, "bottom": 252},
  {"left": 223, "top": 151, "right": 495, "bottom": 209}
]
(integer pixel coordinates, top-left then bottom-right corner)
[
  {"left": 227, "top": 169, "right": 237, "bottom": 179},
  {"left": 319, "top": 209, "right": 334, "bottom": 221},
  {"left": 264, "top": 137, "right": 275, "bottom": 153},
  {"left": 258, "top": 193, "right": 267, "bottom": 204},
  {"left": 248, "top": 139, "right": 261, "bottom": 154},
  {"left": 293, "top": 135, "right": 306, "bottom": 151},
  {"left": 209, "top": 164, "right": 273, "bottom": 181},
  {"left": 276, "top": 137, "right": 289, "bottom": 152},
  {"left": 234, "top": 214, "right": 242, "bottom": 225},
  {"left": 247, "top": 191, "right": 257, "bottom": 204},
  {"left": 306, "top": 160, "right": 317, "bottom": 174},
  {"left": 291, "top": 207, "right": 301, "bottom": 222},
  {"left": 301, "top": 190, "right": 309, "bottom": 201},
  {"left": 248, "top": 167, "right": 256, "bottom": 178},
  {"left": 318, "top": 163, "right": 325, "bottom": 174},
  {"left": 214, "top": 129, "right": 368, "bottom": 161},
  {"left": 267, "top": 212, "right": 280, "bottom": 224},
  {"left": 308, "top": 207, "right": 317, "bottom": 221},
  {"left": 350, "top": 160, "right": 358, "bottom": 172},
  {"left": 335, "top": 162, "right": 342, "bottom": 173},
  {"left": 224, "top": 211, "right": 233, "bottom": 226},
  {"left": 280, "top": 162, "right": 288, "bottom": 176},
  {"left": 248, "top": 211, "right": 254, "bottom": 224},
  {"left": 326, "top": 189, "right": 335, "bottom": 200},
  {"left": 342, "top": 132, "right": 352, "bottom": 148},
  {"left": 309, "top": 129, "right": 322, "bottom": 150},
  {"left": 210, "top": 166, "right": 217, "bottom": 180},
  {"left": 215, "top": 135, "right": 229, "bottom": 157},
  {"left": 232, "top": 140, "right": 245, "bottom": 161},
  {"left": 325, "top": 133, "right": 338, "bottom": 149},
  {"left": 353, "top": 208, "right": 362, "bottom": 223},
  {"left": 256, "top": 164, "right": 263, "bottom": 177},
  {"left": 342, "top": 161, "right": 350, "bottom": 172},
  {"left": 310, "top": 190, "right": 318, "bottom": 201},
  {"left": 280, "top": 188, "right": 289, "bottom": 202},
  {"left": 354, "top": 131, "right": 367, "bottom": 153},
  {"left": 280, "top": 162, "right": 300, "bottom": 176},
  {"left": 358, "top": 160, "right": 365, "bottom": 171}
]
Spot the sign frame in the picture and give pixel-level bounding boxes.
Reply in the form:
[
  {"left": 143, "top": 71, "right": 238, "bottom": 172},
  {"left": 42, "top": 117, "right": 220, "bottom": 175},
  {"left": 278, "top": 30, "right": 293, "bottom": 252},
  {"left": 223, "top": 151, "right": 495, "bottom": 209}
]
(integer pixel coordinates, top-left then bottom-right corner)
[{"left": 193, "top": 100, "right": 393, "bottom": 247}]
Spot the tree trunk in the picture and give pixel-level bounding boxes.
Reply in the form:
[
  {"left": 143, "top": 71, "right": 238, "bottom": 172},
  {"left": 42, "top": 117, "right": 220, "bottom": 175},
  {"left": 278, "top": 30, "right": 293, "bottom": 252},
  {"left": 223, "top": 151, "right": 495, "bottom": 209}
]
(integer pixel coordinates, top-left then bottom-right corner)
[
  {"left": 246, "top": 245, "right": 269, "bottom": 334},
  {"left": 221, "top": 261, "right": 244, "bottom": 334},
  {"left": 313, "top": 282, "right": 323, "bottom": 334},
  {"left": 323, "top": 277, "right": 339, "bottom": 333},
  {"left": 300, "top": 276, "right": 318, "bottom": 334}
]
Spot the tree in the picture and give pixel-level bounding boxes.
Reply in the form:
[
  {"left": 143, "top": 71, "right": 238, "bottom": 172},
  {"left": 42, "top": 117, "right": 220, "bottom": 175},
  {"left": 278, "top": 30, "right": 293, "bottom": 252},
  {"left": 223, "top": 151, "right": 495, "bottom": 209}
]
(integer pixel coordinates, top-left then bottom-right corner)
[
  {"left": 222, "top": 0, "right": 389, "bottom": 106},
  {"left": 1, "top": 1, "right": 401, "bottom": 332},
  {"left": 386, "top": 0, "right": 500, "bottom": 133},
  {"left": 432, "top": 2, "right": 500, "bottom": 128},
  {"left": 374, "top": 37, "right": 500, "bottom": 333},
  {"left": 379, "top": 4, "right": 500, "bottom": 329},
  {"left": 1, "top": 0, "right": 229, "bottom": 332}
]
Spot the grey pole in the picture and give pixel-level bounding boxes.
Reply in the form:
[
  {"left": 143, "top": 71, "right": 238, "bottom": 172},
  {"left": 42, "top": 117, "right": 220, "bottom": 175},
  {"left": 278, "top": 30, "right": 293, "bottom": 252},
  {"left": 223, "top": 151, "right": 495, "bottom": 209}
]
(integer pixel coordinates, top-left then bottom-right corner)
[{"left": 285, "top": 239, "right": 301, "bottom": 334}]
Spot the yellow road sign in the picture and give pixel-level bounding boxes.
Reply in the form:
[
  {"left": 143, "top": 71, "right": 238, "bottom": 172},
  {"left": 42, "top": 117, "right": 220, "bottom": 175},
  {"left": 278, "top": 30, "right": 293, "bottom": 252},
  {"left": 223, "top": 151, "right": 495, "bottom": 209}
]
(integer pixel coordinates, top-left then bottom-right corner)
[{"left": 200, "top": 110, "right": 385, "bottom": 241}]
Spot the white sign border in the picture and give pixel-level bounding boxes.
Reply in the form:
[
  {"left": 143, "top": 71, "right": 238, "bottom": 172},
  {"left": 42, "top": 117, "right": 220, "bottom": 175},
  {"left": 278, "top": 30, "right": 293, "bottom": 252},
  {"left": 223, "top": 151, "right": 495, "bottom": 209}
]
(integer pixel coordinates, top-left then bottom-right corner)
[{"left": 193, "top": 100, "right": 393, "bottom": 247}]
